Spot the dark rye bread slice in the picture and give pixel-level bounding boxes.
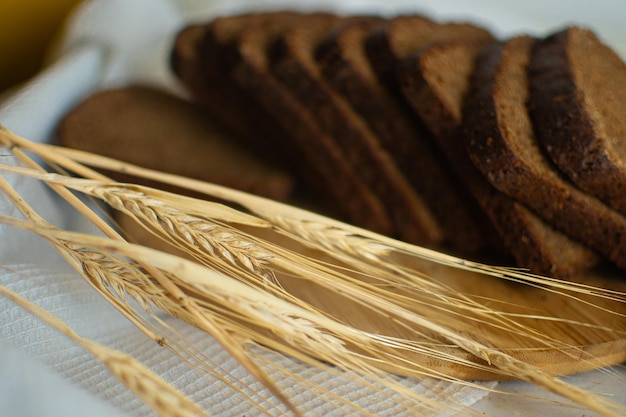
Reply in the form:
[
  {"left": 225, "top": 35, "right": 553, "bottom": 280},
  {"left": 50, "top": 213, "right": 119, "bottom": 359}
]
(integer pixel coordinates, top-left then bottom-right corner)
[
  {"left": 463, "top": 36, "right": 626, "bottom": 270},
  {"left": 315, "top": 19, "right": 484, "bottom": 252},
  {"left": 364, "top": 16, "right": 497, "bottom": 249},
  {"left": 399, "top": 41, "right": 598, "bottom": 276},
  {"left": 226, "top": 13, "right": 393, "bottom": 235},
  {"left": 56, "top": 85, "right": 294, "bottom": 201},
  {"left": 364, "top": 15, "right": 435, "bottom": 91},
  {"left": 171, "top": 15, "right": 300, "bottom": 168},
  {"left": 171, "top": 22, "right": 260, "bottom": 146},
  {"left": 364, "top": 15, "right": 494, "bottom": 92},
  {"left": 270, "top": 17, "right": 443, "bottom": 245},
  {"left": 529, "top": 27, "right": 626, "bottom": 215}
]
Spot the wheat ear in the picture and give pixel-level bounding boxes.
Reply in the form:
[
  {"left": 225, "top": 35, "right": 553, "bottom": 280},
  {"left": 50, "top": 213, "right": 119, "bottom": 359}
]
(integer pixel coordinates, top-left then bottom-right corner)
[
  {"left": 2, "top": 167, "right": 625, "bottom": 417},
  {"left": 2, "top": 127, "right": 626, "bottom": 416},
  {"left": 0, "top": 162, "right": 301, "bottom": 416},
  {"left": 0, "top": 160, "right": 487, "bottom": 414},
  {"left": 32, "top": 136, "right": 626, "bottom": 302},
  {"left": 2, "top": 157, "right": 622, "bottom": 362}
]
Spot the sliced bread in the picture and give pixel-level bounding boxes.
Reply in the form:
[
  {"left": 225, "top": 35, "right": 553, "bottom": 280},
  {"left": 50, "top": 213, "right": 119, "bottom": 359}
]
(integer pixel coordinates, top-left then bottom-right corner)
[
  {"left": 399, "top": 40, "right": 598, "bottom": 276},
  {"left": 464, "top": 36, "right": 626, "bottom": 269},
  {"left": 315, "top": 18, "right": 485, "bottom": 251},
  {"left": 364, "top": 16, "right": 493, "bottom": 92},
  {"left": 171, "top": 14, "right": 304, "bottom": 168},
  {"left": 271, "top": 17, "right": 443, "bottom": 244},
  {"left": 529, "top": 27, "right": 626, "bottom": 215},
  {"left": 226, "top": 13, "right": 393, "bottom": 235}
]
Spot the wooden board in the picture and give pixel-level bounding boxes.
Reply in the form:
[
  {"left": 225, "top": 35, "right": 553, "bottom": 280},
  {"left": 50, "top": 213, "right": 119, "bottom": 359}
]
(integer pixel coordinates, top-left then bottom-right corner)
[
  {"left": 270, "top": 249, "right": 626, "bottom": 380},
  {"left": 119, "top": 214, "right": 626, "bottom": 381}
]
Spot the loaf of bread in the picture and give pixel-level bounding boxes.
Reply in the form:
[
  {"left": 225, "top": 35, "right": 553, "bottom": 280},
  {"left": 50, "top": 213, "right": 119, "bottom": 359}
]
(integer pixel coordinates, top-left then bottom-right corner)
[{"left": 168, "top": 11, "right": 626, "bottom": 278}]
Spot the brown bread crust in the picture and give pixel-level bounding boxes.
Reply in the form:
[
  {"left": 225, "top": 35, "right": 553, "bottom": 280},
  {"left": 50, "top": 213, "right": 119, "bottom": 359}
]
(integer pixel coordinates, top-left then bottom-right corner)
[
  {"left": 400, "top": 40, "right": 598, "bottom": 276},
  {"left": 56, "top": 85, "right": 294, "bottom": 201},
  {"left": 464, "top": 36, "right": 626, "bottom": 269},
  {"left": 227, "top": 13, "right": 393, "bottom": 235},
  {"left": 529, "top": 27, "right": 626, "bottom": 215},
  {"left": 365, "top": 16, "right": 493, "bottom": 91},
  {"left": 271, "top": 17, "right": 443, "bottom": 244},
  {"left": 316, "top": 18, "right": 485, "bottom": 251},
  {"left": 364, "top": 15, "right": 436, "bottom": 92}
]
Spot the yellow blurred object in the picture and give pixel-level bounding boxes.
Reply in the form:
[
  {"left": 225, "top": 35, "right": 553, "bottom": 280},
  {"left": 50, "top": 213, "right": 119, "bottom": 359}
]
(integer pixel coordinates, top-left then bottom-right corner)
[{"left": 0, "top": 0, "right": 84, "bottom": 93}]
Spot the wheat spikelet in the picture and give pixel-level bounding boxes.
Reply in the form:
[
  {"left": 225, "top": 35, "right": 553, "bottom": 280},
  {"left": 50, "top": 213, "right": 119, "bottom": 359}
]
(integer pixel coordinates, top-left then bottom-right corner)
[{"left": 89, "top": 184, "right": 276, "bottom": 280}]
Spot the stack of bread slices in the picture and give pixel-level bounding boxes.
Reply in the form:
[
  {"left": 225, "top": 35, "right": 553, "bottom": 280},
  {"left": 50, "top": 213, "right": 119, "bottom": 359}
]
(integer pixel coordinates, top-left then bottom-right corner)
[{"left": 171, "top": 11, "right": 626, "bottom": 278}]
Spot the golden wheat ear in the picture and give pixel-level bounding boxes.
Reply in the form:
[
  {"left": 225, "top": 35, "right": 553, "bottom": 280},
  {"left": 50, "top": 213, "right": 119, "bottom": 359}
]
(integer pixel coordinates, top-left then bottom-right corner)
[{"left": 1, "top": 126, "right": 626, "bottom": 417}]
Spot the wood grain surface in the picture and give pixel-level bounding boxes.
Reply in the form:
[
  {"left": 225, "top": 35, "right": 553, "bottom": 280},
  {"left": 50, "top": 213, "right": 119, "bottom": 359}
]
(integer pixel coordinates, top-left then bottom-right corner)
[{"left": 119, "top": 213, "right": 626, "bottom": 381}]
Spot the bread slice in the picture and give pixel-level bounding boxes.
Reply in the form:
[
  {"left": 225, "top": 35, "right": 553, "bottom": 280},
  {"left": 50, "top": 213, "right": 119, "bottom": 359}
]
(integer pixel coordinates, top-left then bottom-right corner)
[
  {"left": 364, "top": 16, "right": 493, "bottom": 92},
  {"left": 171, "top": 21, "right": 258, "bottom": 144},
  {"left": 56, "top": 85, "right": 294, "bottom": 201},
  {"left": 171, "top": 15, "right": 298, "bottom": 167},
  {"left": 529, "top": 27, "right": 626, "bottom": 215},
  {"left": 364, "top": 15, "right": 436, "bottom": 91},
  {"left": 225, "top": 13, "right": 393, "bottom": 235},
  {"left": 362, "top": 16, "right": 495, "bottom": 250},
  {"left": 399, "top": 41, "right": 598, "bottom": 276},
  {"left": 464, "top": 36, "right": 626, "bottom": 270},
  {"left": 315, "top": 18, "right": 485, "bottom": 252},
  {"left": 270, "top": 17, "right": 444, "bottom": 244}
]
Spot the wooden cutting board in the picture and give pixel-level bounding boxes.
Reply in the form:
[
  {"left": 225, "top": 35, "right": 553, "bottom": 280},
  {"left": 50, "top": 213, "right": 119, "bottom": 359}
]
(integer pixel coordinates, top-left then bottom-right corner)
[
  {"left": 120, "top": 214, "right": 626, "bottom": 381},
  {"left": 277, "top": 253, "right": 626, "bottom": 380}
]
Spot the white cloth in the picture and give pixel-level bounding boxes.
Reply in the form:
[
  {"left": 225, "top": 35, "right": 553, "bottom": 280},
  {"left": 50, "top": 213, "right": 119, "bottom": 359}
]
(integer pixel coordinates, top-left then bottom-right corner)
[{"left": 1, "top": 1, "right": 625, "bottom": 416}]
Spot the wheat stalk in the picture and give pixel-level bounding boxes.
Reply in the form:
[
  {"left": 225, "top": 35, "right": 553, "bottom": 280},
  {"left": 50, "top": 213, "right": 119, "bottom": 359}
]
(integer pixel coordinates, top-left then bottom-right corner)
[
  {"left": 30, "top": 134, "right": 626, "bottom": 302},
  {"left": 0, "top": 161, "right": 492, "bottom": 414},
  {"left": 2, "top": 154, "right": 623, "bottom": 354},
  {"left": 0, "top": 156, "right": 301, "bottom": 416},
  {"left": 0, "top": 212, "right": 493, "bottom": 416},
  {"left": 2, "top": 126, "right": 626, "bottom": 416},
  {"left": 7, "top": 212, "right": 625, "bottom": 417},
  {"left": 0, "top": 164, "right": 574, "bottom": 359},
  {"left": 0, "top": 148, "right": 499, "bottom": 415}
]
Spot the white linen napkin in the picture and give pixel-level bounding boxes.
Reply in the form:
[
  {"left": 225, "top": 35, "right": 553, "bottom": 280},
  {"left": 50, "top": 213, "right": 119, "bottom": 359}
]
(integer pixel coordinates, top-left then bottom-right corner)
[{"left": 1, "top": 0, "right": 625, "bottom": 416}]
